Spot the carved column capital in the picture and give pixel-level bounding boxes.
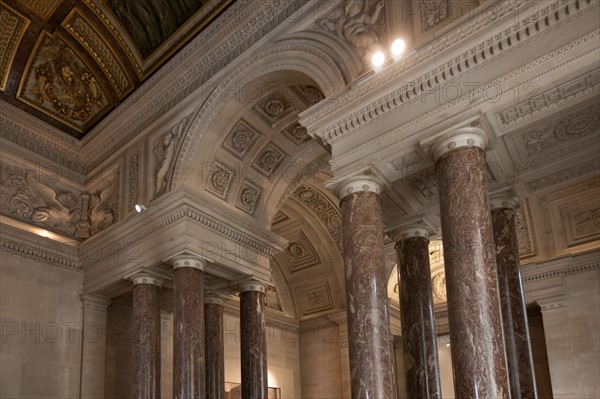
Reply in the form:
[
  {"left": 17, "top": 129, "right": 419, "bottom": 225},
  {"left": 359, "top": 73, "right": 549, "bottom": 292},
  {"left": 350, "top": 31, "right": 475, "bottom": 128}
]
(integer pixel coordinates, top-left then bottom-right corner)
[
  {"left": 424, "top": 126, "right": 489, "bottom": 161},
  {"left": 127, "top": 271, "right": 165, "bottom": 287},
  {"left": 205, "top": 293, "right": 225, "bottom": 306},
  {"left": 490, "top": 190, "right": 520, "bottom": 210},
  {"left": 238, "top": 278, "right": 269, "bottom": 293},
  {"left": 331, "top": 175, "right": 382, "bottom": 201},
  {"left": 170, "top": 254, "right": 206, "bottom": 271}
]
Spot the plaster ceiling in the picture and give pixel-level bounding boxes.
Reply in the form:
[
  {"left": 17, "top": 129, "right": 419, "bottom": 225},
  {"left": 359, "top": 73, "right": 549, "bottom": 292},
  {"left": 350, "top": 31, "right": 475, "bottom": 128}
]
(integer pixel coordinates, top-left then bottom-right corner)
[{"left": 0, "top": 0, "right": 233, "bottom": 138}]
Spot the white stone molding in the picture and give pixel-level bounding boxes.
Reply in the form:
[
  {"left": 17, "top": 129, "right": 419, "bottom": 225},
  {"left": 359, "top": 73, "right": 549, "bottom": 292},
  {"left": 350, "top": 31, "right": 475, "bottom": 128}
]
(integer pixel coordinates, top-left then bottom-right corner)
[
  {"left": 238, "top": 279, "right": 269, "bottom": 294},
  {"left": 0, "top": 222, "right": 81, "bottom": 270},
  {"left": 301, "top": 0, "right": 597, "bottom": 144},
  {"left": 170, "top": 254, "right": 206, "bottom": 271},
  {"left": 332, "top": 175, "right": 382, "bottom": 201}
]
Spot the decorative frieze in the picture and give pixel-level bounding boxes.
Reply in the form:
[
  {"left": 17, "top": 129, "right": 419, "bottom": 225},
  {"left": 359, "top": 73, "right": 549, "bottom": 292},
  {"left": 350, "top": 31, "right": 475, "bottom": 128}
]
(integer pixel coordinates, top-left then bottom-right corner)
[{"left": 0, "top": 3, "right": 29, "bottom": 92}]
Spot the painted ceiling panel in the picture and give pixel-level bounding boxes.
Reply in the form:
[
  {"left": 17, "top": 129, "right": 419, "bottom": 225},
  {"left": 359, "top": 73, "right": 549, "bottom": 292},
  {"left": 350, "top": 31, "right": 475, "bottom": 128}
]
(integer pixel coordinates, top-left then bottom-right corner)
[{"left": 0, "top": 0, "right": 234, "bottom": 138}]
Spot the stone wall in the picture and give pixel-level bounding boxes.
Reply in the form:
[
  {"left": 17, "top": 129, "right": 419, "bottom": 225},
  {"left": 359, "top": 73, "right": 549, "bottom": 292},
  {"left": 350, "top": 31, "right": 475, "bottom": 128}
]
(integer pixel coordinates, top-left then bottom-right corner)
[{"left": 0, "top": 254, "right": 83, "bottom": 398}]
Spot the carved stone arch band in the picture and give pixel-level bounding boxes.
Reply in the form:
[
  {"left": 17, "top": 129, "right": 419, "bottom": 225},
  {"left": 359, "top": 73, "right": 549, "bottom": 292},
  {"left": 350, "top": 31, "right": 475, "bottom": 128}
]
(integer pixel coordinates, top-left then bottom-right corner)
[{"left": 171, "top": 43, "right": 346, "bottom": 189}]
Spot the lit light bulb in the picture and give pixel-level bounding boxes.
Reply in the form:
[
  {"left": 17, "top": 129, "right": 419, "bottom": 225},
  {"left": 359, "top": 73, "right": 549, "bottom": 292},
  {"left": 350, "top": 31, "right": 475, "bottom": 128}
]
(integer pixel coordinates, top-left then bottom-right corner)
[
  {"left": 371, "top": 51, "right": 385, "bottom": 71},
  {"left": 135, "top": 204, "right": 147, "bottom": 213},
  {"left": 391, "top": 38, "right": 406, "bottom": 61}
]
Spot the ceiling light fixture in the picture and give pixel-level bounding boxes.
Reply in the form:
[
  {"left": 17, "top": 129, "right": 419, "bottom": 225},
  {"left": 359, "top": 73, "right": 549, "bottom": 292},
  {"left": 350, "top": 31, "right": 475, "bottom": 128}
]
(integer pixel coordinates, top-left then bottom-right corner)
[
  {"left": 391, "top": 38, "right": 406, "bottom": 61},
  {"left": 134, "top": 204, "right": 147, "bottom": 213},
  {"left": 371, "top": 51, "right": 385, "bottom": 71}
]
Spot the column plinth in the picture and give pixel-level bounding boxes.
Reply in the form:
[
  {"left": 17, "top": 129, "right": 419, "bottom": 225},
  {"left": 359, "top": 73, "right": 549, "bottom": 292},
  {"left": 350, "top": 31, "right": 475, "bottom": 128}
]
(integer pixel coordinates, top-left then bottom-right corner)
[
  {"left": 171, "top": 256, "right": 205, "bottom": 399},
  {"left": 205, "top": 294, "right": 225, "bottom": 399},
  {"left": 430, "top": 130, "right": 510, "bottom": 398},
  {"left": 392, "top": 227, "right": 441, "bottom": 399},
  {"left": 239, "top": 280, "right": 268, "bottom": 399},
  {"left": 335, "top": 177, "right": 397, "bottom": 399},
  {"left": 131, "top": 273, "right": 163, "bottom": 399},
  {"left": 491, "top": 194, "right": 538, "bottom": 398}
]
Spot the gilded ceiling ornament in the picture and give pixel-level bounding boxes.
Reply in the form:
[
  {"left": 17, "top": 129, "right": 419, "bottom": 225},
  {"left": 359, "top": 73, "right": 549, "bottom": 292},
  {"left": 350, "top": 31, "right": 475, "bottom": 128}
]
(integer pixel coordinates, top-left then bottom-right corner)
[
  {"left": 0, "top": 3, "right": 30, "bottom": 92},
  {"left": 17, "top": 32, "right": 110, "bottom": 133}
]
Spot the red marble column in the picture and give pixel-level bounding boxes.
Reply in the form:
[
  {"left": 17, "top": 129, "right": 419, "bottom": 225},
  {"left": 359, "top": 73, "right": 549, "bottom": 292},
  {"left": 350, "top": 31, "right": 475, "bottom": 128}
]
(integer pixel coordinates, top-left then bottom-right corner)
[
  {"left": 335, "top": 177, "right": 397, "bottom": 399},
  {"left": 205, "top": 294, "right": 225, "bottom": 399},
  {"left": 131, "top": 273, "right": 163, "bottom": 399},
  {"left": 491, "top": 194, "right": 538, "bottom": 399},
  {"left": 429, "top": 129, "right": 510, "bottom": 398},
  {"left": 392, "top": 227, "right": 442, "bottom": 399},
  {"left": 172, "top": 257, "right": 205, "bottom": 399},
  {"left": 240, "top": 280, "right": 268, "bottom": 399}
]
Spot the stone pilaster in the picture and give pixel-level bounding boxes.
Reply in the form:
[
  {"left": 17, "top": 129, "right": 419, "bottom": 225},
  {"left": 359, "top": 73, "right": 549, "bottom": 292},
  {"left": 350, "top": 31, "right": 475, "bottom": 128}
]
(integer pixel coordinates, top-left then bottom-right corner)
[
  {"left": 491, "top": 193, "right": 538, "bottom": 399},
  {"left": 130, "top": 272, "right": 164, "bottom": 399},
  {"left": 79, "top": 294, "right": 111, "bottom": 399},
  {"left": 239, "top": 280, "right": 269, "bottom": 399},
  {"left": 171, "top": 256, "right": 206, "bottom": 399},
  {"left": 205, "top": 294, "right": 225, "bottom": 399},
  {"left": 334, "top": 176, "right": 397, "bottom": 399},
  {"left": 428, "top": 128, "right": 510, "bottom": 398},
  {"left": 392, "top": 226, "right": 442, "bottom": 399}
]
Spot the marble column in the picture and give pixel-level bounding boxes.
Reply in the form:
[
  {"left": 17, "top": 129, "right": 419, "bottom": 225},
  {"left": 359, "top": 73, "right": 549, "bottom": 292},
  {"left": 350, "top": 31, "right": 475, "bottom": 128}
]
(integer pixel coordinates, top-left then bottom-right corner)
[
  {"left": 334, "top": 177, "right": 397, "bottom": 399},
  {"left": 172, "top": 257, "right": 205, "bottom": 399},
  {"left": 240, "top": 280, "right": 268, "bottom": 399},
  {"left": 392, "top": 227, "right": 442, "bottom": 399},
  {"left": 131, "top": 273, "right": 163, "bottom": 399},
  {"left": 428, "top": 129, "right": 510, "bottom": 398},
  {"left": 205, "top": 294, "right": 225, "bottom": 399},
  {"left": 79, "top": 294, "right": 111, "bottom": 399},
  {"left": 491, "top": 194, "right": 538, "bottom": 399}
]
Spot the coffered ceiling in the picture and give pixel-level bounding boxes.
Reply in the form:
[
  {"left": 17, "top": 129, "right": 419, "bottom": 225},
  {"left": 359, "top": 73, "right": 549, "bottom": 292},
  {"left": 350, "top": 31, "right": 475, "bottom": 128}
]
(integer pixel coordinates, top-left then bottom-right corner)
[{"left": 0, "top": 0, "right": 233, "bottom": 138}]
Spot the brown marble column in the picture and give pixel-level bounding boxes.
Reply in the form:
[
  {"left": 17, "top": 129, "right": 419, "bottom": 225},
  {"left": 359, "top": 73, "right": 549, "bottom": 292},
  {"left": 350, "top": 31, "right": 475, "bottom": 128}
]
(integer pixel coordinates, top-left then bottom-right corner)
[
  {"left": 205, "top": 294, "right": 225, "bottom": 399},
  {"left": 428, "top": 129, "right": 510, "bottom": 398},
  {"left": 491, "top": 194, "right": 538, "bottom": 399},
  {"left": 392, "top": 227, "right": 442, "bottom": 399},
  {"left": 131, "top": 273, "right": 163, "bottom": 399},
  {"left": 335, "top": 177, "right": 397, "bottom": 399},
  {"left": 239, "top": 280, "right": 268, "bottom": 399},
  {"left": 171, "top": 256, "right": 205, "bottom": 399}
]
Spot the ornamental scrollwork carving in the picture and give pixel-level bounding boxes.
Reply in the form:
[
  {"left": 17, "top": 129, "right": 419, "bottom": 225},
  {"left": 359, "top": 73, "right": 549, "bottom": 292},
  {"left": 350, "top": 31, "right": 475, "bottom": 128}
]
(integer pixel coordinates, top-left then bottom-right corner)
[{"left": 431, "top": 271, "right": 447, "bottom": 303}]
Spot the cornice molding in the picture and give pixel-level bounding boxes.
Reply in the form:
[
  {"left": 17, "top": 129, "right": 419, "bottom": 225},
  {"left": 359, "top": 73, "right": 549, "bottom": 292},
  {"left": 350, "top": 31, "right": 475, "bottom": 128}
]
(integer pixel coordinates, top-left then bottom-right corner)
[
  {"left": 81, "top": 187, "right": 287, "bottom": 265},
  {"left": 302, "top": 0, "right": 594, "bottom": 144},
  {"left": 521, "top": 249, "right": 600, "bottom": 282},
  {"left": 0, "top": 223, "right": 81, "bottom": 270},
  {"left": 0, "top": 103, "right": 84, "bottom": 174},
  {"left": 327, "top": 28, "right": 600, "bottom": 177}
]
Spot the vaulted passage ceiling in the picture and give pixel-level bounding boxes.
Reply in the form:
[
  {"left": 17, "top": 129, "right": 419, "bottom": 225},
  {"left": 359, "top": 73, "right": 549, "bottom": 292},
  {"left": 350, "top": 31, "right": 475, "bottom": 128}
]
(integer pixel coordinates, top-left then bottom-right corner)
[{"left": 0, "top": 0, "right": 234, "bottom": 138}]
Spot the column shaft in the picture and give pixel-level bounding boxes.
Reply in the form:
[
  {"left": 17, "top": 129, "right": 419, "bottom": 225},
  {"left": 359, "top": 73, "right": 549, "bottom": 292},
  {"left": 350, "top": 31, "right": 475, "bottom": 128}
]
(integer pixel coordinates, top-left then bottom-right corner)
[
  {"left": 396, "top": 236, "right": 442, "bottom": 399},
  {"left": 340, "top": 189, "right": 396, "bottom": 399},
  {"left": 132, "top": 282, "right": 162, "bottom": 399},
  {"left": 205, "top": 300, "right": 224, "bottom": 399},
  {"left": 436, "top": 146, "right": 509, "bottom": 398},
  {"left": 240, "top": 289, "right": 268, "bottom": 399},
  {"left": 173, "top": 266, "right": 205, "bottom": 399},
  {"left": 493, "top": 207, "right": 538, "bottom": 398}
]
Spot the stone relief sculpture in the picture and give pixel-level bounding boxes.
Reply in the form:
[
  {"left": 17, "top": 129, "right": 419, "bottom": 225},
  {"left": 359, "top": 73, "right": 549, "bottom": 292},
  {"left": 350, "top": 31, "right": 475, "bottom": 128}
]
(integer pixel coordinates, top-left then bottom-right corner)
[
  {"left": 154, "top": 119, "right": 186, "bottom": 197},
  {"left": 0, "top": 167, "right": 119, "bottom": 239},
  {"left": 320, "top": 0, "right": 385, "bottom": 54},
  {"left": 25, "top": 171, "right": 80, "bottom": 235}
]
